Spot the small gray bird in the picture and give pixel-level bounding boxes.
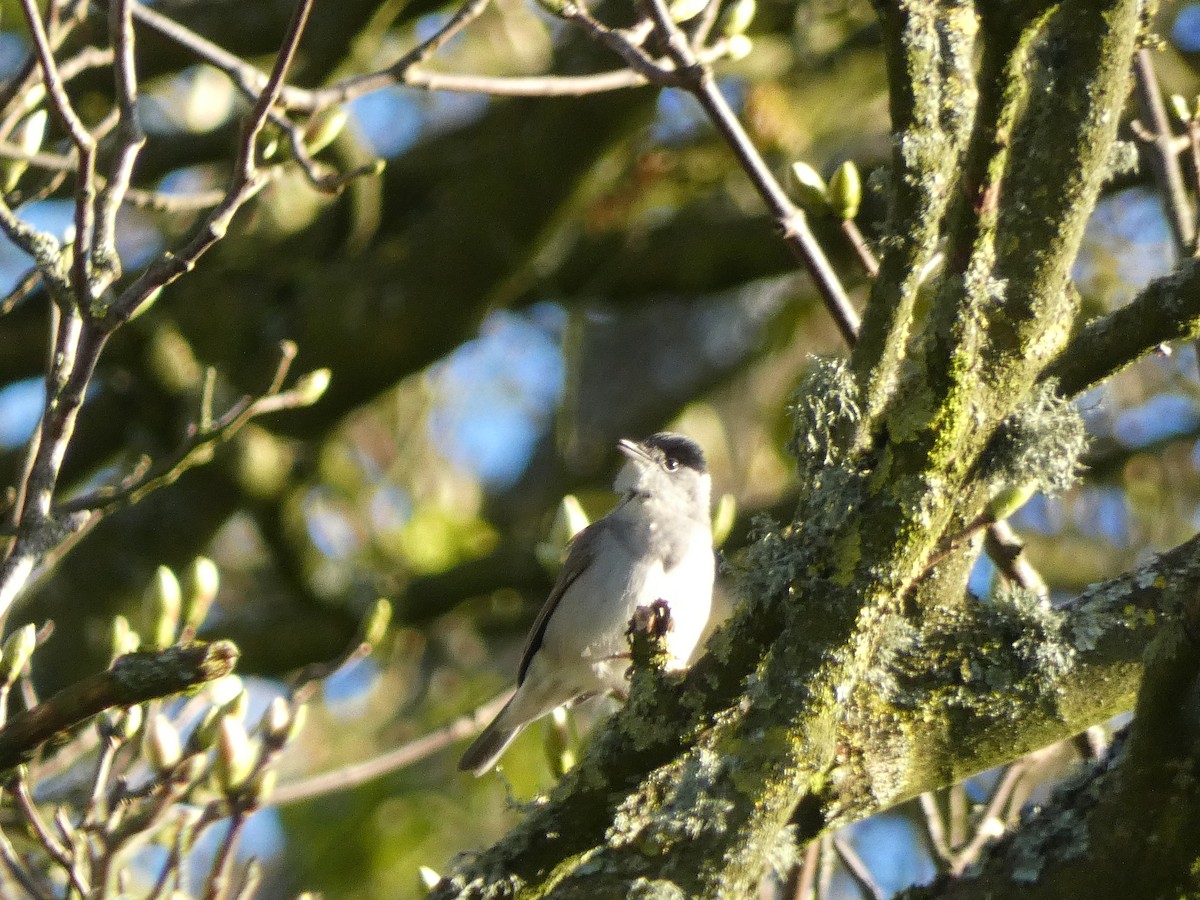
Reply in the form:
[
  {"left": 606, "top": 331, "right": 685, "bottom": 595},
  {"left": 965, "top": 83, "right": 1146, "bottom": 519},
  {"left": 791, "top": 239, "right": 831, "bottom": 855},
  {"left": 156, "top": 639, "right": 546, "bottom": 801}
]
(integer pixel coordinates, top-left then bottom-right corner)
[{"left": 458, "top": 432, "right": 715, "bottom": 777}]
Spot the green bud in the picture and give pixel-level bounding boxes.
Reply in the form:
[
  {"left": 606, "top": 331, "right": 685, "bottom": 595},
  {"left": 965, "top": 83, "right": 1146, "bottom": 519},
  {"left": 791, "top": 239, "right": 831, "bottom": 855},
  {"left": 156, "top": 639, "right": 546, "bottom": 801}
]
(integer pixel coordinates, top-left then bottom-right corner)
[
  {"left": 105, "top": 703, "right": 143, "bottom": 741},
  {"left": 790, "top": 161, "right": 830, "bottom": 214},
  {"left": 4, "top": 109, "right": 47, "bottom": 192},
  {"left": 291, "top": 368, "right": 331, "bottom": 406},
  {"left": 1171, "top": 93, "right": 1193, "bottom": 125},
  {"left": 224, "top": 688, "right": 249, "bottom": 723},
  {"left": 725, "top": 34, "right": 753, "bottom": 61},
  {"left": 668, "top": 0, "right": 707, "bottom": 21},
  {"left": 362, "top": 598, "right": 392, "bottom": 649},
  {"left": 208, "top": 674, "right": 243, "bottom": 707},
  {"left": 110, "top": 615, "right": 140, "bottom": 662},
  {"left": 215, "top": 717, "right": 257, "bottom": 794},
  {"left": 828, "top": 159, "right": 862, "bottom": 221},
  {"left": 988, "top": 482, "right": 1037, "bottom": 522},
  {"left": 543, "top": 706, "right": 576, "bottom": 777},
  {"left": 304, "top": 109, "right": 348, "bottom": 155},
  {"left": 246, "top": 768, "right": 276, "bottom": 806},
  {"left": 418, "top": 866, "right": 442, "bottom": 893},
  {"left": 285, "top": 702, "right": 308, "bottom": 745},
  {"left": 721, "top": 0, "right": 755, "bottom": 36},
  {"left": 261, "top": 696, "right": 306, "bottom": 749},
  {"left": 0, "top": 625, "right": 36, "bottom": 686},
  {"left": 711, "top": 492, "right": 737, "bottom": 548},
  {"left": 189, "top": 706, "right": 222, "bottom": 752},
  {"left": 145, "top": 565, "right": 182, "bottom": 648},
  {"left": 184, "top": 557, "right": 219, "bottom": 633},
  {"left": 145, "top": 714, "right": 182, "bottom": 773},
  {"left": 536, "top": 495, "right": 590, "bottom": 573},
  {"left": 174, "top": 754, "right": 208, "bottom": 786},
  {"left": 262, "top": 696, "right": 291, "bottom": 741}
]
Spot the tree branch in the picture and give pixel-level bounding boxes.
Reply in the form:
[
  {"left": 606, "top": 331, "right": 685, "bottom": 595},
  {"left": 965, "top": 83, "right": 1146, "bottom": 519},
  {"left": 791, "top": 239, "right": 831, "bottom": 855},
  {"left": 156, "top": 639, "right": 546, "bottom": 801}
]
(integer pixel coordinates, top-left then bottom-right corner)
[
  {"left": 0, "top": 640, "right": 237, "bottom": 771},
  {"left": 1043, "top": 257, "right": 1200, "bottom": 396}
]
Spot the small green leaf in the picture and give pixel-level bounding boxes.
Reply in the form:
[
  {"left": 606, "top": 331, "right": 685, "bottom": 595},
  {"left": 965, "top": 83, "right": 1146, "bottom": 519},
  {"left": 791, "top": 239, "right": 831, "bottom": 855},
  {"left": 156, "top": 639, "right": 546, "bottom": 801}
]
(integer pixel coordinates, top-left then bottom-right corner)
[{"left": 828, "top": 160, "right": 862, "bottom": 221}]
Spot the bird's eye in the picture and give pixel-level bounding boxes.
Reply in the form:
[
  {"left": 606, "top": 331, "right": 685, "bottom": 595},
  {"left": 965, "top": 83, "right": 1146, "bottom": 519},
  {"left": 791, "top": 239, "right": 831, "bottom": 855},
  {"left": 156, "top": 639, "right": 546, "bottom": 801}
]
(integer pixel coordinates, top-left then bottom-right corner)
[{"left": 663, "top": 457, "right": 679, "bottom": 471}]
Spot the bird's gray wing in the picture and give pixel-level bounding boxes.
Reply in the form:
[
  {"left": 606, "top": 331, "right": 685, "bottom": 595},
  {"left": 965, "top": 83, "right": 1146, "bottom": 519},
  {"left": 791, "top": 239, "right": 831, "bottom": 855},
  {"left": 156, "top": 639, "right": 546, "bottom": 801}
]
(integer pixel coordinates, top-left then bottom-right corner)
[{"left": 517, "top": 523, "right": 603, "bottom": 685}]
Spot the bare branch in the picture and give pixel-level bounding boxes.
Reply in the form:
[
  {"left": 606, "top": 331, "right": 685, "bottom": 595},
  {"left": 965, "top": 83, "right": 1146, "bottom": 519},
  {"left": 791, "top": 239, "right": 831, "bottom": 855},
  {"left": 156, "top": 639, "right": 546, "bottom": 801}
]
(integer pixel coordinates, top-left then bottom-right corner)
[
  {"left": 269, "top": 691, "right": 512, "bottom": 806},
  {"left": 1131, "top": 48, "right": 1195, "bottom": 255},
  {"left": 9, "top": 774, "right": 89, "bottom": 895},
  {"left": 0, "top": 641, "right": 238, "bottom": 771},
  {"left": 16, "top": 0, "right": 98, "bottom": 306},
  {"left": 57, "top": 343, "right": 324, "bottom": 517},
  {"left": 92, "top": 0, "right": 147, "bottom": 284},
  {"left": 110, "top": 0, "right": 316, "bottom": 326}
]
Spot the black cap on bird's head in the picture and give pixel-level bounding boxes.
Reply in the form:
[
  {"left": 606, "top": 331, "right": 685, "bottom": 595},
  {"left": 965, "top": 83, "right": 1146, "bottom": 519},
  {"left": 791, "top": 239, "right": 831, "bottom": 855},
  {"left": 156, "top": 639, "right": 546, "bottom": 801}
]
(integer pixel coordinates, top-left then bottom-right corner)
[
  {"left": 618, "top": 432, "right": 707, "bottom": 474},
  {"left": 615, "top": 432, "right": 710, "bottom": 505}
]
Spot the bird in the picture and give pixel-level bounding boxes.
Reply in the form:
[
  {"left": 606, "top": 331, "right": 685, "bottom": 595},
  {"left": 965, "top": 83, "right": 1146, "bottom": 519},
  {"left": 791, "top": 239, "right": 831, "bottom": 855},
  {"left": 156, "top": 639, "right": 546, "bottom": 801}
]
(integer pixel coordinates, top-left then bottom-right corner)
[{"left": 458, "top": 432, "right": 715, "bottom": 777}]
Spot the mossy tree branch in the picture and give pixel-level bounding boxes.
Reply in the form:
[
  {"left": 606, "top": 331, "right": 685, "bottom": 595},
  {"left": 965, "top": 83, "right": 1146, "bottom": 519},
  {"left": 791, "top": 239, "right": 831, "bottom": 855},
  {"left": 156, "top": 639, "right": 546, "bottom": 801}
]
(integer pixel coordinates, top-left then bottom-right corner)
[
  {"left": 0, "top": 640, "right": 238, "bottom": 770},
  {"left": 853, "top": 0, "right": 976, "bottom": 424},
  {"left": 1043, "top": 257, "right": 1200, "bottom": 396},
  {"left": 902, "top": 541, "right": 1200, "bottom": 899},
  {"left": 434, "top": 0, "right": 1152, "bottom": 896}
]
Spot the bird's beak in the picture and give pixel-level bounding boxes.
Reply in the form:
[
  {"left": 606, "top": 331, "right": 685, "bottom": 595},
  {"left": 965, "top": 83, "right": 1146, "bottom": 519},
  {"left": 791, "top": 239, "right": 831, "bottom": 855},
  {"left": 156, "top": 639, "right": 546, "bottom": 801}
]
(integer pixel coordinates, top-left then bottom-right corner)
[{"left": 617, "top": 438, "right": 653, "bottom": 466}]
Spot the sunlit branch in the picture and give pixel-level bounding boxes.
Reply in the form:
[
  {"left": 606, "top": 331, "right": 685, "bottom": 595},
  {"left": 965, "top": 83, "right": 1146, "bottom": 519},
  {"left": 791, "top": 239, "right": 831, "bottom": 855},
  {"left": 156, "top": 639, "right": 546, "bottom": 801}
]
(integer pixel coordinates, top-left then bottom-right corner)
[
  {"left": 0, "top": 641, "right": 238, "bottom": 770},
  {"left": 269, "top": 691, "right": 512, "bottom": 807},
  {"left": 92, "top": 0, "right": 146, "bottom": 285},
  {"left": 110, "top": 0, "right": 315, "bottom": 326},
  {"left": 57, "top": 342, "right": 325, "bottom": 517},
  {"left": 17, "top": 0, "right": 98, "bottom": 308}
]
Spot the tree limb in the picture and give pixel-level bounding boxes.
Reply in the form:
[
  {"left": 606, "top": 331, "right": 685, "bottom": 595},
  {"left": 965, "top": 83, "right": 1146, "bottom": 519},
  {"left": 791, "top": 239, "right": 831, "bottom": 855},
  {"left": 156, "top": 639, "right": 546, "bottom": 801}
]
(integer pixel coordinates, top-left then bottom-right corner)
[{"left": 0, "top": 641, "right": 238, "bottom": 771}]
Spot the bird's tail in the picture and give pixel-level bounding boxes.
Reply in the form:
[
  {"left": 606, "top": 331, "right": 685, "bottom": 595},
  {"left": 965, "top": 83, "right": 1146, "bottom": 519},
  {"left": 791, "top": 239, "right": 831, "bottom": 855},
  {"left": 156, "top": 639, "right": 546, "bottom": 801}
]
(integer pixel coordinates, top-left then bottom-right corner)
[{"left": 458, "top": 699, "right": 524, "bottom": 777}]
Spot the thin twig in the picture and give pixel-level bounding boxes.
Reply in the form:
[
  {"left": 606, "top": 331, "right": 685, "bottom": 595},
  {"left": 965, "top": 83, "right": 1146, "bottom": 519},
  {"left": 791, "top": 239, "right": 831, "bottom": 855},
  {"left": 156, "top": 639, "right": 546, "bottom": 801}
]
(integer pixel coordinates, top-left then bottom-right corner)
[
  {"left": 947, "top": 761, "right": 1026, "bottom": 873},
  {"left": 841, "top": 219, "right": 879, "bottom": 278},
  {"left": 918, "top": 792, "right": 951, "bottom": 864},
  {"left": 57, "top": 343, "right": 317, "bottom": 516},
  {"left": 270, "top": 691, "right": 512, "bottom": 806},
  {"left": 1131, "top": 48, "right": 1195, "bottom": 254},
  {"left": 0, "top": 267, "right": 43, "bottom": 314},
  {"left": 16, "top": 0, "right": 98, "bottom": 307},
  {"left": 831, "top": 833, "right": 884, "bottom": 900},
  {"left": 203, "top": 808, "right": 247, "bottom": 900},
  {"left": 10, "top": 774, "right": 89, "bottom": 895},
  {"left": 0, "top": 317, "right": 105, "bottom": 624},
  {"left": 92, "top": 0, "right": 147, "bottom": 285},
  {"left": 788, "top": 839, "right": 820, "bottom": 900},
  {"left": 110, "top": 0, "right": 316, "bottom": 327},
  {"left": 0, "top": 822, "right": 52, "bottom": 898}
]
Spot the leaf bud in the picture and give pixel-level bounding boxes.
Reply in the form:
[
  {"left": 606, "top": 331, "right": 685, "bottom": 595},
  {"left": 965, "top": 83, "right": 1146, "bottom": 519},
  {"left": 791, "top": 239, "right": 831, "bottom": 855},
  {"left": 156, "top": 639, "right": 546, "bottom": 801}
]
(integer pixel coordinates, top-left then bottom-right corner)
[
  {"left": 1171, "top": 93, "right": 1193, "bottom": 125},
  {"left": 828, "top": 159, "right": 862, "bottom": 221},
  {"left": 0, "top": 625, "right": 37, "bottom": 686},
  {"left": 304, "top": 109, "right": 349, "bottom": 155},
  {"left": 215, "top": 717, "right": 257, "bottom": 794},
  {"left": 291, "top": 369, "right": 331, "bottom": 406},
  {"left": 543, "top": 706, "right": 576, "bottom": 777},
  {"left": 790, "top": 161, "right": 830, "bottom": 214},
  {"left": 145, "top": 714, "right": 182, "bottom": 773},
  {"left": 184, "top": 557, "right": 220, "bottom": 633},
  {"left": 418, "top": 867, "right": 442, "bottom": 894},
  {"left": 362, "top": 598, "right": 392, "bottom": 649},
  {"left": 111, "top": 615, "right": 140, "bottom": 660},
  {"left": 3, "top": 109, "right": 47, "bottom": 192},
  {"left": 145, "top": 565, "right": 182, "bottom": 648},
  {"left": 536, "top": 495, "right": 590, "bottom": 573}
]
